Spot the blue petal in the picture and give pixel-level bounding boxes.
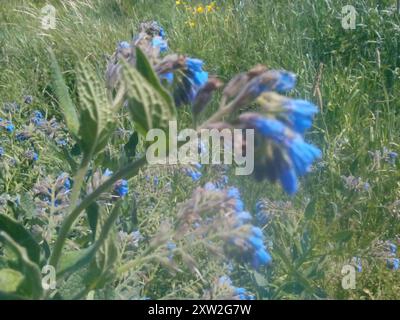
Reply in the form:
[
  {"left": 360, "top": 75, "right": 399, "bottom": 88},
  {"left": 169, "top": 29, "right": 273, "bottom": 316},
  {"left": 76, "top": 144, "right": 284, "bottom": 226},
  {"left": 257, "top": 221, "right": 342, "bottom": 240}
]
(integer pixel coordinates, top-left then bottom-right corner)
[
  {"left": 279, "top": 168, "right": 298, "bottom": 195},
  {"left": 275, "top": 71, "right": 296, "bottom": 92}
]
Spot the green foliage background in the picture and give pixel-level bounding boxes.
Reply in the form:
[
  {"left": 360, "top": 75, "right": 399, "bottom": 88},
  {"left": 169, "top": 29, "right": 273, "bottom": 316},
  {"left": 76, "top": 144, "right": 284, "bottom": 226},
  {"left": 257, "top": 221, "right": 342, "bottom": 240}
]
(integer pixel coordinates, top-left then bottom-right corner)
[{"left": 0, "top": 0, "right": 399, "bottom": 299}]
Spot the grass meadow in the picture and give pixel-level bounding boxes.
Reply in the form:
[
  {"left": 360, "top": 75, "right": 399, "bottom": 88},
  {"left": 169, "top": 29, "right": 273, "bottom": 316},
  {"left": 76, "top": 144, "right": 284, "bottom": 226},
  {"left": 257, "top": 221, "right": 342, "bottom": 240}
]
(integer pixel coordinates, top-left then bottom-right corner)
[{"left": 0, "top": 0, "right": 399, "bottom": 299}]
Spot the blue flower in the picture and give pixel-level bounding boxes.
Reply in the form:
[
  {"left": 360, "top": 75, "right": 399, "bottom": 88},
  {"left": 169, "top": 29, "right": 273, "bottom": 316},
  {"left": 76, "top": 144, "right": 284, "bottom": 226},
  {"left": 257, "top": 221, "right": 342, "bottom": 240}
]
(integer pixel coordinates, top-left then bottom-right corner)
[
  {"left": 252, "top": 117, "right": 286, "bottom": 140},
  {"left": 241, "top": 114, "right": 321, "bottom": 194},
  {"left": 204, "top": 182, "right": 218, "bottom": 191},
  {"left": 0, "top": 146, "right": 4, "bottom": 157},
  {"left": 32, "top": 111, "right": 44, "bottom": 126},
  {"left": 235, "top": 199, "right": 245, "bottom": 211},
  {"left": 389, "top": 242, "right": 397, "bottom": 255},
  {"left": 159, "top": 26, "right": 166, "bottom": 38},
  {"left": 5, "top": 121, "right": 14, "bottom": 133},
  {"left": 218, "top": 276, "right": 255, "bottom": 300},
  {"left": 16, "top": 132, "right": 30, "bottom": 142},
  {"left": 252, "top": 248, "right": 272, "bottom": 268},
  {"left": 227, "top": 189, "right": 272, "bottom": 269},
  {"left": 152, "top": 36, "right": 168, "bottom": 53},
  {"left": 218, "top": 275, "right": 233, "bottom": 287},
  {"left": 234, "top": 287, "right": 255, "bottom": 300},
  {"left": 185, "top": 168, "right": 202, "bottom": 181},
  {"left": 247, "top": 235, "right": 264, "bottom": 250},
  {"left": 104, "top": 168, "right": 113, "bottom": 177},
  {"left": 160, "top": 72, "right": 174, "bottom": 84},
  {"left": 114, "top": 179, "right": 128, "bottom": 197},
  {"left": 24, "top": 95, "right": 33, "bottom": 104},
  {"left": 118, "top": 41, "right": 130, "bottom": 50},
  {"left": 56, "top": 139, "right": 67, "bottom": 146},
  {"left": 174, "top": 58, "right": 208, "bottom": 106},
  {"left": 64, "top": 177, "right": 71, "bottom": 190},
  {"left": 186, "top": 58, "right": 208, "bottom": 86},
  {"left": 353, "top": 257, "right": 362, "bottom": 272},
  {"left": 387, "top": 151, "right": 398, "bottom": 165},
  {"left": 283, "top": 99, "right": 318, "bottom": 133},
  {"left": 234, "top": 287, "right": 246, "bottom": 295},
  {"left": 255, "top": 200, "right": 270, "bottom": 225},
  {"left": 227, "top": 187, "right": 240, "bottom": 199},
  {"left": 286, "top": 136, "right": 321, "bottom": 176},
  {"left": 235, "top": 211, "right": 252, "bottom": 224},
  {"left": 24, "top": 150, "right": 38, "bottom": 161},
  {"left": 387, "top": 258, "right": 399, "bottom": 270},
  {"left": 279, "top": 168, "right": 298, "bottom": 195},
  {"left": 249, "top": 70, "right": 296, "bottom": 96},
  {"left": 274, "top": 71, "right": 296, "bottom": 93}
]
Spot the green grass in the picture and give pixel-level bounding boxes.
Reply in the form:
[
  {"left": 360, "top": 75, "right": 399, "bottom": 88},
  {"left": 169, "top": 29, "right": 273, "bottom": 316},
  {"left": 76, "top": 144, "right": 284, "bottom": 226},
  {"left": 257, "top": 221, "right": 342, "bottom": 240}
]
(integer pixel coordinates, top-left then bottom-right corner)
[{"left": 0, "top": 0, "right": 399, "bottom": 299}]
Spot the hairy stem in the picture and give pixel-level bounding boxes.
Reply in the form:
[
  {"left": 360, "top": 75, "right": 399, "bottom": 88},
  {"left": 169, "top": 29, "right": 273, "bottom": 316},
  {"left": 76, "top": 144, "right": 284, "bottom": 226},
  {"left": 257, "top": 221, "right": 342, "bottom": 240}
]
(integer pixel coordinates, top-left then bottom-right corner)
[{"left": 49, "top": 155, "right": 147, "bottom": 271}]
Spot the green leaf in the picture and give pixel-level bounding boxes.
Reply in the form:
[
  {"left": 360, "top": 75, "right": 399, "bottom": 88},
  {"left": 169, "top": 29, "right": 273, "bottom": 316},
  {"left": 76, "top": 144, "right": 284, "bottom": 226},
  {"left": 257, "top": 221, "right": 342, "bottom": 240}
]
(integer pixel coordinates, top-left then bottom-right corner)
[
  {"left": 0, "top": 290, "right": 26, "bottom": 300},
  {"left": 49, "top": 49, "right": 80, "bottom": 138},
  {"left": 121, "top": 58, "right": 176, "bottom": 136},
  {"left": 124, "top": 131, "right": 139, "bottom": 159},
  {"left": 0, "top": 268, "right": 24, "bottom": 293},
  {"left": 252, "top": 270, "right": 268, "bottom": 287},
  {"left": 0, "top": 214, "right": 41, "bottom": 264},
  {"left": 86, "top": 202, "right": 100, "bottom": 240},
  {"left": 84, "top": 204, "right": 120, "bottom": 290},
  {"left": 77, "top": 62, "right": 115, "bottom": 156},
  {"left": 333, "top": 230, "right": 353, "bottom": 243},
  {"left": 58, "top": 203, "right": 121, "bottom": 281},
  {"left": 0, "top": 232, "right": 43, "bottom": 299},
  {"left": 135, "top": 47, "right": 175, "bottom": 109},
  {"left": 58, "top": 247, "right": 92, "bottom": 276}
]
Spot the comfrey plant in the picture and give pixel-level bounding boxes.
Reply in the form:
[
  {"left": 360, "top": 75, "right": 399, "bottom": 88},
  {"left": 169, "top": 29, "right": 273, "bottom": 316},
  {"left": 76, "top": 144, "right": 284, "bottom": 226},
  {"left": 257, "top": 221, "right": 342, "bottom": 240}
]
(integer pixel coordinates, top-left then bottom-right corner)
[{"left": 0, "top": 21, "right": 320, "bottom": 299}]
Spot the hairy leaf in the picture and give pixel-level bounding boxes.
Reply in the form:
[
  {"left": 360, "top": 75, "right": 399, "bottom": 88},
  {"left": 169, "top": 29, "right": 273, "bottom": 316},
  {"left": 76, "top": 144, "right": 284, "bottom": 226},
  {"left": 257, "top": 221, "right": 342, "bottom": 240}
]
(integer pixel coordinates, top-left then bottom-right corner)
[{"left": 49, "top": 49, "right": 80, "bottom": 138}]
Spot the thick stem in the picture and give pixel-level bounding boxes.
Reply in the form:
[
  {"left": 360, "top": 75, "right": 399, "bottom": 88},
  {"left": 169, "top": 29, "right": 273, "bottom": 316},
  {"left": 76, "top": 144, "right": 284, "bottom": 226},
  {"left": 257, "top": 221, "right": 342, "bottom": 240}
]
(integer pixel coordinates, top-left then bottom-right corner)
[
  {"left": 48, "top": 155, "right": 90, "bottom": 269},
  {"left": 49, "top": 155, "right": 147, "bottom": 270},
  {"left": 198, "top": 94, "right": 241, "bottom": 129}
]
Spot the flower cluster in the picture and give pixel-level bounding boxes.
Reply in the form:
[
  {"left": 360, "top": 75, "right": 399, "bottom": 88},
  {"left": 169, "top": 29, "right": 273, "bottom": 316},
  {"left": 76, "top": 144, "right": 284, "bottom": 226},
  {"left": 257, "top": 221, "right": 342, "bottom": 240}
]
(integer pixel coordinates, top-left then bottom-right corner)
[
  {"left": 0, "top": 118, "right": 15, "bottom": 133},
  {"left": 173, "top": 58, "right": 209, "bottom": 106},
  {"left": 107, "top": 21, "right": 209, "bottom": 109},
  {"left": 224, "top": 186, "right": 272, "bottom": 268},
  {"left": 176, "top": 1, "right": 218, "bottom": 28},
  {"left": 107, "top": 21, "right": 168, "bottom": 89},
  {"left": 174, "top": 183, "right": 272, "bottom": 270},
  {"left": 201, "top": 66, "right": 321, "bottom": 194},
  {"left": 202, "top": 275, "right": 254, "bottom": 300},
  {"left": 183, "top": 163, "right": 203, "bottom": 181},
  {"left": 342, "top": 175, "right": 370, "bottom": 192},
  {"left": 367, "top": 238, "right": 400, "bottom": 271},
  {"left": 386, "top": 241, "right": 399, "bottom": 271},
  {"left": 33, "top": 172, "right": 71, "bottom": 215},
  {"left": 255, "top": 198, "right": 292, "bottom": 226},
  {"left": 102, "top": 169, "right": 129, "bottom": 198},
  {"left": 118, "top": 230, "right": 143, "bottom": 249},
  {"left": 369, "top": 147, "right": 398, "bottom": 167}
]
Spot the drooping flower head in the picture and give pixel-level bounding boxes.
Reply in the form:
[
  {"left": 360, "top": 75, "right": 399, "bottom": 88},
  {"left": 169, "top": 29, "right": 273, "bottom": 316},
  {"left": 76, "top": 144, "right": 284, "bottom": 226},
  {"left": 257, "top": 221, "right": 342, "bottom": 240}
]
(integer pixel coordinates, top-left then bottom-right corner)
[
  {"left": 235, "top": 113, "right": 321, "bottom": 194},
  {"left": 113, "top": 179, "right": 129, "bottom": 197},
  {"left": 173, "top": 57, "right": 209, "bottom": 106}
]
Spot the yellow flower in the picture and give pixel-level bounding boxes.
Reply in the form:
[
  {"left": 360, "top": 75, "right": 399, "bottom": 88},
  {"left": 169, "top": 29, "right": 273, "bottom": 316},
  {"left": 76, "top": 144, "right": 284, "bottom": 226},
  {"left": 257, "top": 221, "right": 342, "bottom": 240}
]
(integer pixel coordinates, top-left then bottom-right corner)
[
  {"left": 176, "top": 0, "right": 182, "bottom": 5},
  {"left": 196, "top": 5, "right": 205, "bottom": 14},
  {"left": 206, "top": 2, "right": 216, "bottom": 12},
  {"left": 186, "top": 20, "right": 196, "bottom": 28}
]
